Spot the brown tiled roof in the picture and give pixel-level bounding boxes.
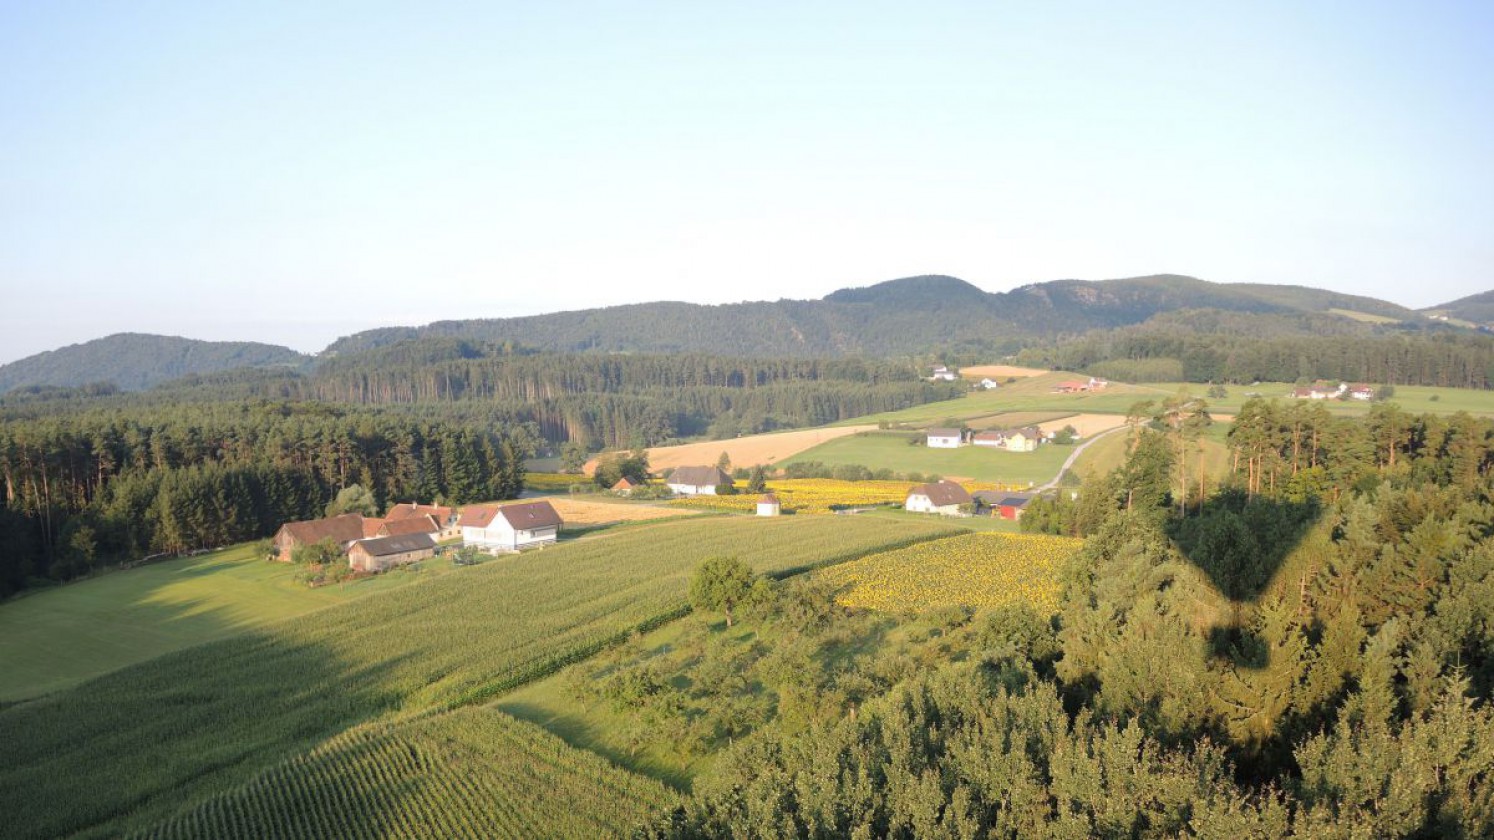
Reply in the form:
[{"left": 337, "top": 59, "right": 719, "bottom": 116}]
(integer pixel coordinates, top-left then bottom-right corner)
[
  {"left": 457, "top": 505, "right": 500, "bottom": 528},
  {"left": 758, "top": 494, "right": 780, "bottom": 505},
  {"left": 378, "top": 516, "right": 440, "bottom": 537},
  {"left": 385, "top": 502, "right": 454, "bottom": 523},
  {"left": 669, "top": 466, "right": 732, "bottom": 488},
  {"left": 278, "top": 513, "right": 367, "bottom": 547},
  {"left": 909, "top": 480, "right": 972, "bottom": 507},
  {"left": 361, "top": 518, "right": 386, "bottom": 539},
  {"left": 498, "top": 500, "right": 563, "bottom": 529},
  {"left": 973, "top": 431, "right": 1004, "bottom": 442},
  {"left": 350, "top": 533, "right": 436, "bottom": 557},
  {"left": 612, "top": 477, "right": 638, "bottom": 490},
  {"left": 926, "top": 427, "right": 961, "bottom": 438}
]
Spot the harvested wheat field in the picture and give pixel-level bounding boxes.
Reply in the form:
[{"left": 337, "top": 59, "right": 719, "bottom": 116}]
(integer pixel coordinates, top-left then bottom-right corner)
[
  {"left": 960, "top": 364, "right": 1050, "bottom": 379},
  {"left": 543, "top": 497, "right": 699, "bottom": 526},
  {"left": 1037, "top": 413, "right": 1128, "bottom": 438},
  {"left": 587, "top": 425, "right": 878, "bottom": 474}
]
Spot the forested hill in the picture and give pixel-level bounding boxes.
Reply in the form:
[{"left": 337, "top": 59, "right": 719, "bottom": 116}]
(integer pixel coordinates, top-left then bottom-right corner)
[
  {"left": 324, "top": 273, "right": 1425, "bottom": 357},
  {"left": 0, "top": 334, "right": 309, "bottom": 393},
  {"left": 1424, "top": 289, "right": 1494, "bottom": 327}
]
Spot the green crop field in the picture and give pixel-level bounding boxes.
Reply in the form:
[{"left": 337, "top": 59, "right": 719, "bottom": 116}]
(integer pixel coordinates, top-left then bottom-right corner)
[
  {"left": 140, "top": 706, "right": 679, "bottom": 839},
  {"left": 0, "top": 516, "right": 959, "bottom": 839},
  {"left": 781, "top": 432, "right": 1075, "bottom": 485},
  {"left": 830, "top": 372, "right": 1165, "bottom": 427},
  {"left": 0, "top": 543, "right": 440, "bottom": 702}
]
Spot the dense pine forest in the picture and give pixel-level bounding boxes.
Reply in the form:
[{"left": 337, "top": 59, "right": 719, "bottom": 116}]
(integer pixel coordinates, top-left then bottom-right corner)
[
  {"left": 0, "top": 350, "right": 960, "bottom": 595},
  {"left": 644, "top": 403, "right": 1494, "bottom": 837},
  {"left": 1015, "top": 310, "right": 1494, "bottom": 387}
]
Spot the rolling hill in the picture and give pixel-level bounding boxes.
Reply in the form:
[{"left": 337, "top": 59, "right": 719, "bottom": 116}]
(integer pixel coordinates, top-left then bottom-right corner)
[
  {"left": 1424, "top": 290, "right": 1494, "bottom": 327},
  {"left": 0, "top": 334, "right": 310, "bottom": 393},
  {"left": 323, "top": 274, "right": 1429, "bottom": 358}
]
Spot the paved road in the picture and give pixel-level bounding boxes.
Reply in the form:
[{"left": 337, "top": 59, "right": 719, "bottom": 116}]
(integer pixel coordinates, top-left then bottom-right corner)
[{"left": 1031, "top": 424, "right": 1128, "bottom": 494}]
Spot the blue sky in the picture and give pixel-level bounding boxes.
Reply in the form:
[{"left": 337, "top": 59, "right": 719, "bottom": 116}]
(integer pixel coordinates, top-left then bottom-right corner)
[{"left": 2, "top": 1, "right": 1491, "bottom": 363}]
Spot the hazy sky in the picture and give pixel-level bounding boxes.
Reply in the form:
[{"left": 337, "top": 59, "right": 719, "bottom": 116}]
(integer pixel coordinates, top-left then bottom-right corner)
[{"left": 3, "top": 2, "right": 1491, "bottom": 363}]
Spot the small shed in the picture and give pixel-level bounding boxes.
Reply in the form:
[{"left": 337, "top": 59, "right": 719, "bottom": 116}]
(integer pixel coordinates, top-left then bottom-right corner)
[
  {"left": 612, "top": 476, "right": 640, "bottom": 496},
  {"left": 995, "top": 495, "right": 1033, "bottom": 520},
  {"left": 347, "top": 533, "right": 437, "bottom": 573},
  {"left": 757, "top": 493, "right": 781, "bottom": 517},
  {"left": 926, "top": 427, "right": 963, "bottom": 449}
]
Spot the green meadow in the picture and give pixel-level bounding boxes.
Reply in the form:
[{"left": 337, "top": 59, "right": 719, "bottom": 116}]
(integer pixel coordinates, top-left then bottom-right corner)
[{"left": 781, "top": 431, "right": 1075, "bottom": 485}]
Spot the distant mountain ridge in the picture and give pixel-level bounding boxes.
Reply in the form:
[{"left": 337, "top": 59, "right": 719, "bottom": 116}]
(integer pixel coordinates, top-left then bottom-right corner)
[
  {"left": 322, "top": 273, "right": 1425, "bottom": 358},
  {"left": 1424, "top": 290, "right": 1494, "bottom": 327},
  {"left": 0, "top": 275, "right": 1455, "bottom": 392},
  {"left": 0, "top": 334, "right": 310, "bottom": 393}
]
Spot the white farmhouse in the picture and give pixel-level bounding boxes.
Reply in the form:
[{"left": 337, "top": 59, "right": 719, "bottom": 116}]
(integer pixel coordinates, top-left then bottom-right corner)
[
  {"left": 666, "top": 465, "right": 734, "bottom": 496},
  {"left": 459, "top": 500, "right": 563, "bottom": 551},
  {"left": 926, "top": 427, "right": 963, "bottom": 448},
  {"left": 904, "top": 480, "right": 973, "bottom": 516},
  {"left": 930, "top": 365, "right": 958, "bottom": 382}
]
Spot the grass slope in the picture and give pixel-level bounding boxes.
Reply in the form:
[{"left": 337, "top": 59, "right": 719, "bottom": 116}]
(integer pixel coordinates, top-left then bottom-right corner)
[
  {"left": 0, "top": 544, "right": 437, "bottom": 702},
  {"left": 139, "top": 706, "right": 679, "bottom": 840},
  {"left": 0, "top": 516, "right": 959, "bottom": 839}
]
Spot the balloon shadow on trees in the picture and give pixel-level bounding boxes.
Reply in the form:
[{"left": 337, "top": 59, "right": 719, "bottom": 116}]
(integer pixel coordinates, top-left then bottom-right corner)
[{"left": 1166, "top": 488, "right": 1322, "bottom": 670}]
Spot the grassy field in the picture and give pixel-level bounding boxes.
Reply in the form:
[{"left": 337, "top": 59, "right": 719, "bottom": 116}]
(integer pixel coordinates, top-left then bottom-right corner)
[
  {"left": 0, "top": 543, "right": 440, "bottom": 702},
  {"left": 141, "top": 706, "right": 679, "bottom": 839},
  {"left": 0, "top": 516, "right": 961, "bottom": 839},
  {"left": 830, "top": 372, "right": 1166, "bottom": 427},
  {"left": 781, "top": 432, "right": 1076, "bottom": 485},
  {"left": 1149, "top": 382, "right": 1494, "bottom": 418},
  {"left": 1070, "top": 422, "right": 1233, "bottom": 481}
]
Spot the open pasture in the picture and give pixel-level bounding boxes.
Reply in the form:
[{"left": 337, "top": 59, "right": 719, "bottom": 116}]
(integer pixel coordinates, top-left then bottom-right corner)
[
  {"left": 545, "top": 496, "right": 700, "bottom": 525},
  {"left": 832, "top": 372, "right": 1162, "bottom": 427},
  {"left": 1149, "top": 382, "right": 1494, "bottom": 418},
  {"left": 964, "top": 410, "right": 1074, "bottom": 430},
  {"left": 781, "top": 432, "right": 1074, "bottom": 485},
  {"left": 140, "top": 706, "right": 678, "bottom": 840},
  {"left": 817, "top": 532, "right": 1083, "bottom": 615},
  {"left": 0, "top": 516, "right": 959, "bottom": 839}
]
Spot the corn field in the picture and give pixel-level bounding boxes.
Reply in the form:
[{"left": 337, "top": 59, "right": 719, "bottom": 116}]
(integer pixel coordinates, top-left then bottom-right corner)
[
  {"left": 138, "top": 707, "right": 679, "bottom": 839},
  {"left": 0, "top": 516, "right": 959, "bottom": 839}
]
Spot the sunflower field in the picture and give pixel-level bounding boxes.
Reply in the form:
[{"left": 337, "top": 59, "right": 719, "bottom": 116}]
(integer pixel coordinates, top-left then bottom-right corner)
[
  {"left": 666, "top": 479, "right": 1029, "bottom": 515},
  {"left": 817, "top": 532, "right": 1083, "bottom": 614}
]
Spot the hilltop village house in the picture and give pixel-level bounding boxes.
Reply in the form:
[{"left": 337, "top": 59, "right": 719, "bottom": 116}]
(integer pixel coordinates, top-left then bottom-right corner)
[
  {"left": 971, "top": 426, "right": 1042, "bottom": 452},
  {"left": 667, "top": 466, "right": 733, "bottom": 496},
  {"left": 348, "top": 533, "right": 437, "bottom": 573},
  {"left": 459, "top": 500, "right": 563, "bottom": 551},
  {"left": 1052, "top": 377, "right": 1110, "bottom": 394},
  {"left": 904, "top": 480, "right": 972, "bottom": 516},
  {"left": 926, "top": 427, "right": 963, "bottom": 448}
]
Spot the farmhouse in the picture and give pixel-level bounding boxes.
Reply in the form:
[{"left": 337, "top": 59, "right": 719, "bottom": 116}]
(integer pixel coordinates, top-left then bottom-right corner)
[
  {"left": 757, "top": 493, "right": 781, "bottom": 516},
  {"left": 459, "top": 500, "right": 563, "bottom": 551},
  {"left": 1349, "top": 384, "right": 1376, "bottom": 400},
  {"left": 904, "top": 480, "right": 972, "bottom": 516},
  {"left": 1053, "top": 380, "right": 1089, "bottom": 394},
  {"left": 667, "top": 465, "right": 733, "bottom": 496},
  {"left": 926, "top": 427, "right": 963, "bottom": 448},
  {"left": 930, "top": 365, "right": 958, "bottom": 382},
  {"left": 385, "top": 502, "right": 458, "bottom": 538},
  {"left": 272, "top": 513, "right": 367, "bottom": 562},
  {"left": 612, "top": 476, "right": 641, "bottom": 496},
  {"left": 971, "top": 427, "right": 1041, "bottom": 452},
  {"left": 978, "top": 378, "right": 1000, "bottom": 390},
  {"left": 375, "top": 515, "right": 442, "bottom": 538},
  {"left": 1293, "top": 382, "right": 1345, "bottom": 400},
  {"left": 347, "top": 533, "right": 436, "bottom": 573}
]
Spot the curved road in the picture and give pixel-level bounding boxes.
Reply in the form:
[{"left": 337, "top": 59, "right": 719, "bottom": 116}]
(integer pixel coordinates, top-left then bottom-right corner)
[{"left": 1031, "top": 424, "right": 1128, "bottom": 494}]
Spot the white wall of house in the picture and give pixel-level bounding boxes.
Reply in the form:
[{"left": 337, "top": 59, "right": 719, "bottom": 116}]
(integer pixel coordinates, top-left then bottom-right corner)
[
  {"left": 667, "top": 482, "right": 717, "bottom": 496},
  {"left": 756, "top": 502, "right": 780, "bottom": 516},
  {"left": 927, "top": 435, "right": 961, "bottom": 449},
  {"left": 905, "top": 494, "right": 960, "bottom": 515},
  {"left": 462, "top": 522, "right": 559, "bottom": 551}
]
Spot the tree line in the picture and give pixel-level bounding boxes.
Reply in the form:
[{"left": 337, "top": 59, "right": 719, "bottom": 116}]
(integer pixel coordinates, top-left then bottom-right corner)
[{"left": 0, "top": 402, "right": 531, "bottom": 595}]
